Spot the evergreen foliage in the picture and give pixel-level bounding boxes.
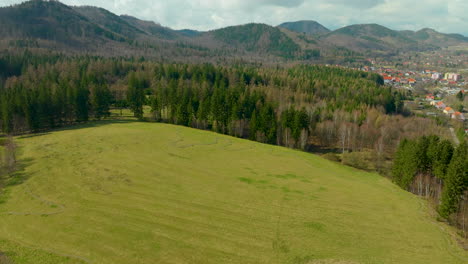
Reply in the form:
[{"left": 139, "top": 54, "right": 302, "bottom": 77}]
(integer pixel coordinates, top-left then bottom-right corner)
[
  {"left": 0, "top": 54, "right": 405, "bottom": 150},
  {"left": 393, "top": 136, "right": 467, "bottom": 221},
  {"left": 439, "top": 142, "right": 468, "bottom": 218},
  {"left": 126, "top": 72, "right": 145, "bottom": 119}
]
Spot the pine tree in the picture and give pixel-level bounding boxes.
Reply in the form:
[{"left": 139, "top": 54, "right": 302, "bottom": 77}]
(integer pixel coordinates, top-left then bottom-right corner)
[
  {"left": 439, "top": 142, "right": 468, "bottom": 218},
  {"left": 249, "top": 110, "right": 258, "bottom": 141},
  {"left": 92, "top": 84, "right": 112, "bottom": 119},
  {"left": 75, "top": 87, "right": 89, "bottom": 122},
  {"left": 432, "top": 140, "right": 454, "bottom": 180},
  {"left": 392, "top": 139, "right": 419, "bottom": 189},
  {"left": 292, "top": 108, "right": 309, "bottom": 144},
  {"left": 260, "top": 104, "right": 277, "bottom": 144},
  {"left": 24, "top": 90, "right": 40, "bottom": 132},
  {"left": 126, "top": 72, "right": 145, "bottom": 119},
  {"left": 414, "top": 136, "right": 431, "bottom": 173}
]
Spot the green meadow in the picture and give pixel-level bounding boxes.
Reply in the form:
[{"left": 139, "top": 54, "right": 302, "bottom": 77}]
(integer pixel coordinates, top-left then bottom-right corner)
[{"left": 0, "top": 120, "right": 466, "bottom": 264}]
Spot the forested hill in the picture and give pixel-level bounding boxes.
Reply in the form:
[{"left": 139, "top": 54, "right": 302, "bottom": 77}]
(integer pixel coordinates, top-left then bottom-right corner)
[
  {"left": 0, "top": 1, "right": 467, "bottom": 62},
  {"left": 0, "top": 0, "right": 127, "bottom": 46},
  {"left": 208, "top": 23, "right": 301, "bottom": 58},
  {"left": 278, "top": 20, "right": 331, "bottom": 35}
]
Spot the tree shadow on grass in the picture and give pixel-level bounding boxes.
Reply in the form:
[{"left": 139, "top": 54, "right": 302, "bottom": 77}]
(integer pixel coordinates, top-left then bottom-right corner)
[
  {"left": 307, "top": 145, "right": 342, "bottom": 154},
  {"left": 5, "top": 158, "right": 34, "bottom": 187},
  {"left": 17, "top": 132, "right": 51, "bottom": 139},
  {"left": 0, "top": 158, "right": 34, "bottom": 205},
  {"left": 13, "top": 118, "right": 141, "bottom": 140},
  {"left": 48, "top": 118, "right": 141, "bottom": 133}
]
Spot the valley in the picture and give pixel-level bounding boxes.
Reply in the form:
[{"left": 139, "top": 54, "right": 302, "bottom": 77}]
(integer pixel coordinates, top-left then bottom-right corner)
[{"left": 0, "top": 1, "right": 467, "bottom": 263}]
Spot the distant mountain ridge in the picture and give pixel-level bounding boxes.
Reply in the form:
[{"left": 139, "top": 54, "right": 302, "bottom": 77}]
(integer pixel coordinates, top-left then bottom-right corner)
[
  {"left": 0, "top": 0, "right": 466, "bottom": 61},
  {"left": 278, "top": 20, "right": 331, "bottom": 35},
  {"left": 321, "top": 24, "right": 468, "bottom": 53}
]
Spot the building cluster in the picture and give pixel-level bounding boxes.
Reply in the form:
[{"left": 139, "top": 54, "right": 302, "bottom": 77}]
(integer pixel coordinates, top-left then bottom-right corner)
[
  {"left": 359, "top": 66, "right": 464, "bottom": 89},
  {"left": 431, "top": 71, "right": 462, "bottom": 85},
  {"left": 380, "top": 69, "right": 418, "bottom": 87},
  {"left": 427, "top": 94, "right": 465, "bottom": 121},
  {"left": 361, "top": 67, "right": 418, "bottom": 86}
]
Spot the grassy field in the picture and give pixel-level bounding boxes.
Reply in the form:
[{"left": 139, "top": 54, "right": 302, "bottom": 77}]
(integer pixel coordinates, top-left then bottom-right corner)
[{"left": 0, "top": 120, "right": 467, "bottom": 264}]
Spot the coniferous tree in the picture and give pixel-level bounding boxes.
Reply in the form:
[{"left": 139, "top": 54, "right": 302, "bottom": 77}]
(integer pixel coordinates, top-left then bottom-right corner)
[
  {"left": 414, "top": 136, "right": 431, "bottom": 173},
  {"left": 126, "top": 72, "right": 145, "bottom": 119},
  {"left": 392, "top": 139, "right": 418, "bottom": 189},
  {"left": 75, "top": 86, "right": 89, "bottom": 122},
  {"left": 259, "top": 103, "right": 277, "bottom": 144},
  {"left": 439, "top": 142, "right": 468, "bottom": 218},
  {"left": 292, "top": 108, "right": 309, "bottom": 144},
  {"left": 24, "top": 91, "right": 40, "bottom": 132},
  {"left": 433, "top": 140, "right": 454, "bottom": 180},
  {"left": 92, "top": 84, "right": 112, "bottom": 119}
]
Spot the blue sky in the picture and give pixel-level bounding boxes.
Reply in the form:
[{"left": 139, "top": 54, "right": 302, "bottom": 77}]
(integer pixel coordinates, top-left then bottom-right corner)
[{"left": 1, "top": 0, "right": 467, "bottom": 36}]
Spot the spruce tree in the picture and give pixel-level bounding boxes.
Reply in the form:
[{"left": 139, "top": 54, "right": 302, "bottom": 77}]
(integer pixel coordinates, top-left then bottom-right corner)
[
  {"left": 439, "top": 142, "right": 468, "bottom": 218},
  {"left": 92, "top": 84, "right": 112, "bottom": 119},
  {"left": 392, "top": 139, "right": 419, "bottom": 189},
  {"left": 126, "top": 72, "right": 145, "bottom": 120},
  {"left": 433, "top": 140, "right": 454, "bottom": 180}
]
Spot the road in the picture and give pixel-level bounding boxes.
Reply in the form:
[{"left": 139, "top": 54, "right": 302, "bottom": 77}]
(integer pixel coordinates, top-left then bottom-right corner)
[{"left": 449, "top": 127, "right": 460, "bottom": 145}]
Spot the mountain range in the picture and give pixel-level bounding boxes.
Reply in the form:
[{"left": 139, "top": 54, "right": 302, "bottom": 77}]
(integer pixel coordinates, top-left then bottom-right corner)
[{"left": 0, "top": 0, "right": 467, "bottom": 62}]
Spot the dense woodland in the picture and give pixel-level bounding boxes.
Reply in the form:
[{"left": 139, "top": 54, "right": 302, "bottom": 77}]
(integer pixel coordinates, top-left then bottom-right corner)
[
  {"left": 0, "top": 53, "right": 447, "bottom": 168},
  {"left": 393, "top": 137, "right": 467, "bottom": 236}
]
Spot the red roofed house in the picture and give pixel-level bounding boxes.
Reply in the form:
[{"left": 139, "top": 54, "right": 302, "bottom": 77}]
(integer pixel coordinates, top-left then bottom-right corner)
[
  {"left": 435, "top": 101, "right": 446, "bottom": 109},
  {"left": 452, "top": 112, "right": 465, "bottom": 121},
  {"left": 383, "top": 76, "right": 393, "bottom": 84},
  {"left": 443, "top": 107, "right": 455, "bottom": 115}
]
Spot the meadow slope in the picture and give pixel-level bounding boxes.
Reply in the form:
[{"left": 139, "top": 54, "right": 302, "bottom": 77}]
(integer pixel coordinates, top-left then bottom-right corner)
[{"left": 0, "top": 121, "right": 466, "bottom": 264}]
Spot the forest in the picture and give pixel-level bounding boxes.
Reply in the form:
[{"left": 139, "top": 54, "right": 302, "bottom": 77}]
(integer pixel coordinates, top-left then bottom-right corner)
[
  {"left": 0, "top": 52, "right": 448, "bottom": 170},
  {"left": 393, "top": 136, "right": 467, "bottom": 237}
]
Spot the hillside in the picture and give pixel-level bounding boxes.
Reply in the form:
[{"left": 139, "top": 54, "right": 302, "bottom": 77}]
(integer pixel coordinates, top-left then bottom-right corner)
[
  {"left": 400, "top": 28, "right": 468, "bottom": 48},
  {"left": 0, "top": 1, "right": 466, "bottom": 61},
  {"left": 278, "top": 20, "right": 331, "bottom": 35},
  {"left": 72, "top": 6, "right": 146, "bottom": 39},
  {"left": 0, "top": 121, "right": 466, "bottom": 263},
  {"left": 323, "top": 24, "right": 419, "bottom": 53},
  {"left": 0, "top": 0, "right": 127, "bottom": 48},
  {"left": 119, "top": 15, "right": 180, "bottom": 40},
  {"left": 208, "top": 23, "right": 301, "bottom": 58},
  {"left": 177, "top": 29, "right": 203, "bottom": 37},
  {"left": 323, "top": 24, "right": 468, "bottom": 53}
]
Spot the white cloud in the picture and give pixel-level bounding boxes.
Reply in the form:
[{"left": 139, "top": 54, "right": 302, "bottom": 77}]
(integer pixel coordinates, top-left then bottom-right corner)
[{"left": 0, "top": 0, "right": 466, "bottom": 35}]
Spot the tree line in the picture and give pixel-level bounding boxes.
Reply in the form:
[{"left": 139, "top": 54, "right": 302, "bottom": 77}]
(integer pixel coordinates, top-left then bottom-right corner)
[
  {"left": 393, "top": 136, "right": 467, "bottom": 236},
  {"left": 0, "top": 55, "right": 445, "bottom": 173}
]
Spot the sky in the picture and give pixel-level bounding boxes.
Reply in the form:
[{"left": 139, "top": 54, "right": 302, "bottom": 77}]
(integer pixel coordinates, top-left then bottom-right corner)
[{"left": 0, "top": 0, "right": 467, "bottom": 36}]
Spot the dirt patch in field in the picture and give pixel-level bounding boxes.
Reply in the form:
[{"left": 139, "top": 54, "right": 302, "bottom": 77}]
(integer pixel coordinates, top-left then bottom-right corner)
[
  {"left": 308, "top": 260, "right": 360, "bottom": 264},
  {"left": 0, "top": 252, "right": 13, "bottom": 264}
]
